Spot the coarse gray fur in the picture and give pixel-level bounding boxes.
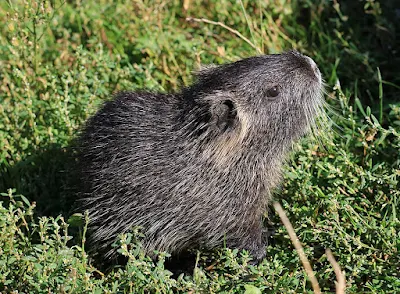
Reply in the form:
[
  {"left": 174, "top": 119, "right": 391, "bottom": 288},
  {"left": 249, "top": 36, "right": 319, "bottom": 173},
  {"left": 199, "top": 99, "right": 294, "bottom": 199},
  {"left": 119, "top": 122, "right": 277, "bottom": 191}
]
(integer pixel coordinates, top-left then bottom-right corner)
[{"left": 77, "top": 50, "right": 324, "bottom": 263}]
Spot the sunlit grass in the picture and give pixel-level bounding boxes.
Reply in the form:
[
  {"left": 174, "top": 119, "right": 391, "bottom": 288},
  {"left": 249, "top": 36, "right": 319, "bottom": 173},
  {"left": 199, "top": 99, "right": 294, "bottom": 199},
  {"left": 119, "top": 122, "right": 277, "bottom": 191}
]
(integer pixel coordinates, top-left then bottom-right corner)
[{"left": 0, "top": 0, "right": 399, "bottom": 292}]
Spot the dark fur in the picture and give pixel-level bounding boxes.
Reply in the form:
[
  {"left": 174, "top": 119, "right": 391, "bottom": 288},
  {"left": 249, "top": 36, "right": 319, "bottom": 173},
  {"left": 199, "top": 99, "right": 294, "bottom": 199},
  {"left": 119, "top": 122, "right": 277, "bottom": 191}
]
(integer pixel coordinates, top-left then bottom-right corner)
[{"left": 77, "top": 51, "right": 324, "bottom": 263}]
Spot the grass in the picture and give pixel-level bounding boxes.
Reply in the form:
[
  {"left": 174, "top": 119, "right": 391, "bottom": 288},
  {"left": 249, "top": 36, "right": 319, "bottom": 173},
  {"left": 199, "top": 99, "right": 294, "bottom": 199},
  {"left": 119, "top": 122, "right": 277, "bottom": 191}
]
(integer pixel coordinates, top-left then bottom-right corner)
[{"left": 0, "top": 0, "right": 399, "bottom": 293}]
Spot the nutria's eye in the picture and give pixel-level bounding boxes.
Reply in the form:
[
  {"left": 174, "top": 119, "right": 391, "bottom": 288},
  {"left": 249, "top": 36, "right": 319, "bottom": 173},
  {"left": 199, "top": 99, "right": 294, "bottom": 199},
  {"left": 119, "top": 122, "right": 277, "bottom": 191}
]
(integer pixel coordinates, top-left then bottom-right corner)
[{"left": 266, "top": 86, "right": 280, "bottom": 98}]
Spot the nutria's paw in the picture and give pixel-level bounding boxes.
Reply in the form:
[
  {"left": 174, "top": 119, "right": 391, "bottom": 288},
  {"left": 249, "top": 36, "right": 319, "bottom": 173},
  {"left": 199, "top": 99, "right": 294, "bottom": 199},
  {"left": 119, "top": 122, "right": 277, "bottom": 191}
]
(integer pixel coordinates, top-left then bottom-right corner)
[
  {"left": 248, "top": 245, "right": 267, "bottom": 265},
  {"left": 262, "top": 226, "right": 276, "bottom": 245}
]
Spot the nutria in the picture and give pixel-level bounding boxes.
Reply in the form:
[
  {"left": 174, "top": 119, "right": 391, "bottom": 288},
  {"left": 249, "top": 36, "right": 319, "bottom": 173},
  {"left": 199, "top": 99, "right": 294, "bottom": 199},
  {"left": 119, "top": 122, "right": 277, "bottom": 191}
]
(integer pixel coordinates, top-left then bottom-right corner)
[{"left": 77, "top": 50, "right": 324, "bottom": 264}]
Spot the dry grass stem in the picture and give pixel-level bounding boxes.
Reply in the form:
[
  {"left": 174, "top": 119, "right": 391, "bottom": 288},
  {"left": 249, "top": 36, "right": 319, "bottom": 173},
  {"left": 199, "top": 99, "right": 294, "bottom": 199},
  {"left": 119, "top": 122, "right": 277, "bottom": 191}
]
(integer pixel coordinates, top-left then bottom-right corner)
[
  {"left": 186, "top": 17, "right": 262, "bottom": 54},
  {"left": 273, "top": 202, "right": 322, "bottom": 294},
  {"left": 326, "top": 248, "right": 346, "bottom": 294}
]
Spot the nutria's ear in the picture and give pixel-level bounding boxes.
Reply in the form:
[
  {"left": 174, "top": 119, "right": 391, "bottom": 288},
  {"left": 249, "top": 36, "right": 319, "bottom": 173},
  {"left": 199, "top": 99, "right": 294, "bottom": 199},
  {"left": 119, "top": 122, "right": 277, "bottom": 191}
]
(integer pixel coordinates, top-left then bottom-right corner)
[{"left": 210, "top": 99, "right": 237, "bottom": 131}]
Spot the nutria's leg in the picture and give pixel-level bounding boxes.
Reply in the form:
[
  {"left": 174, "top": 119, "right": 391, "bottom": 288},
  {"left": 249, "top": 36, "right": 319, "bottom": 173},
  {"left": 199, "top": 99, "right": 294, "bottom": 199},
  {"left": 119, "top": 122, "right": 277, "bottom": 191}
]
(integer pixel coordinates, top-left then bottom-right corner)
[
  {"left": 245, "top": 239, "right": 267, "bottom": 264},
  {"left": 233, "top": 221, "right": 266, "bottom": 263}
]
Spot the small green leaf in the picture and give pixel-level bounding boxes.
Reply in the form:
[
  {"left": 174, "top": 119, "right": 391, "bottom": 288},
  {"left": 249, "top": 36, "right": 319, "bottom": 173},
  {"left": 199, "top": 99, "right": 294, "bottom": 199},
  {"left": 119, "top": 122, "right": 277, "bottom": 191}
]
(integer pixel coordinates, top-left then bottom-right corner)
[
  {"left": 67, "top": 213, "right": 84, "bottom": 227},
  {"left": 244, "top": 285, "right": 262, "bottom": 294}
]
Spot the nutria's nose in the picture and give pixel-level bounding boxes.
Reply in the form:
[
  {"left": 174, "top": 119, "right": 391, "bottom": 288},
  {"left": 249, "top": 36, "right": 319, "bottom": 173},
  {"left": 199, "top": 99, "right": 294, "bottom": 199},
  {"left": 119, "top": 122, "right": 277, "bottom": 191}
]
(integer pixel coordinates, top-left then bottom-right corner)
[
  {"left": 289, "top": 50, "right": 321, "bottom": 83},
  {"left": 304, "top": 55, "right": 322, "bottom": 84}
]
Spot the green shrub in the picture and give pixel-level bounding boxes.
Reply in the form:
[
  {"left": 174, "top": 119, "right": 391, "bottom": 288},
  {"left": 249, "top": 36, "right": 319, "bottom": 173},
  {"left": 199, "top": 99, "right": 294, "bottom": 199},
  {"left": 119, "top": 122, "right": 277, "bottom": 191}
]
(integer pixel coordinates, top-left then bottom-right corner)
[{"left": 0, "top": 0, "right": 399, "bottom": 292}]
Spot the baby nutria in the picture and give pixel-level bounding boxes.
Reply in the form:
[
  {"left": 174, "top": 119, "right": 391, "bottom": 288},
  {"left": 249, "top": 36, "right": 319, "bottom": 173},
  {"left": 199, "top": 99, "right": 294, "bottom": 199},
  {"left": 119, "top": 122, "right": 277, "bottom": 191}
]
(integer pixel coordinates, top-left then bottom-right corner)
[{"left": 77, "top": 50, "right": 324, "bottom": 264}]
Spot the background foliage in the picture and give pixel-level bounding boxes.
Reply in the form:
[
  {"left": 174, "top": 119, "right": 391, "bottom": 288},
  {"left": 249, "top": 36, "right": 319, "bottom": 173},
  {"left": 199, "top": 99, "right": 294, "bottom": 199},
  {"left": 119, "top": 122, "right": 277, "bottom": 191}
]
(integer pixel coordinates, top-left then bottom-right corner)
[{"left": 0, "top": 0, "right": 399, "bottom": 293}]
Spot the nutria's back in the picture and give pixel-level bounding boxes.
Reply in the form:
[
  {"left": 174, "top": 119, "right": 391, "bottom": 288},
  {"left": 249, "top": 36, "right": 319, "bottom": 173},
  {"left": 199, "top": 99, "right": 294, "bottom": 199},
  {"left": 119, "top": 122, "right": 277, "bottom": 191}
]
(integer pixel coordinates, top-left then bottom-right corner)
[{"left": 77, "top": 51, "right": 324, "bottom": 263}]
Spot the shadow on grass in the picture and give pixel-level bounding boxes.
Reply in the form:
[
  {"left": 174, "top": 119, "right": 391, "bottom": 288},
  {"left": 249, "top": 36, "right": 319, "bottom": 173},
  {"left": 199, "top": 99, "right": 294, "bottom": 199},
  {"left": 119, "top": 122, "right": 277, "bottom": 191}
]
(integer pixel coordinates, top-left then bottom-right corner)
[
  {"left": 0, "top": 144, "right": 78, "bottom": 218},
  {"left": 297, "top": 0, "right": 400, "bottom": 108}
]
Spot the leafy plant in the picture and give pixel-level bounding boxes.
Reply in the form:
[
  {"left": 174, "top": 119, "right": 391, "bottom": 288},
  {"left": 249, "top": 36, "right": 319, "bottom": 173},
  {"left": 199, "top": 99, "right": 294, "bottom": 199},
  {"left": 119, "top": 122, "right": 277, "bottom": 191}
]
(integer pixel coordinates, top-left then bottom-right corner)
[{"left": 0, "top": 0, "right": 398, "bottom": 293}]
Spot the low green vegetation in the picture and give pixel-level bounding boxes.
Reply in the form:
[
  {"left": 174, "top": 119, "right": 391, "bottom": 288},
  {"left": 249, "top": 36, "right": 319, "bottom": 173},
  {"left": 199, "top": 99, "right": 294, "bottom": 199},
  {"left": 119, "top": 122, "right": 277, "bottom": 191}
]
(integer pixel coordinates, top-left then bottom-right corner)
[{"left": 0, "top": 0, "right": 399, "bottom": 293}]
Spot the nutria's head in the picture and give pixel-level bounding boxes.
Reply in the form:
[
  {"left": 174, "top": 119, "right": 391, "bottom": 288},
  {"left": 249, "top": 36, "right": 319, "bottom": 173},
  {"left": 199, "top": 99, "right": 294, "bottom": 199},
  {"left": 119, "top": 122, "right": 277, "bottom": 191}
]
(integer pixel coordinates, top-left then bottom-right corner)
[{"left": 182, "top": 51, "right": 325, "bottom": 159}]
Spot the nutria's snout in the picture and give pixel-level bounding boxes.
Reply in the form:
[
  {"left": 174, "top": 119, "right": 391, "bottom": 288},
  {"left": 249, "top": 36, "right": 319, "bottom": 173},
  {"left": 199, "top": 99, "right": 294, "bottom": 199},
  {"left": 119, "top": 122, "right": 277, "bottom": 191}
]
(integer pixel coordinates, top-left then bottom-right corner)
[
  {"left": 287, "top": 50, "right": 322, "bottom": 83},
  {"left": 304, "top": 56, "right": 321, "bottom": 83}
]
